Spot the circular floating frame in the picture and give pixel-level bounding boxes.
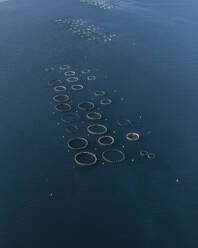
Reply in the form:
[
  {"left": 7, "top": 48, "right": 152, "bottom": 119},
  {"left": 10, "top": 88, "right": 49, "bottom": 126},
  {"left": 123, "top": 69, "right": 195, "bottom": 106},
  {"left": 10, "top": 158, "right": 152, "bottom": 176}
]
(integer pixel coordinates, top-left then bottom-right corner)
[
  {"left": 126, "top": 132, "right": 140, "bottom": 141},
  {"left": 102, "top": 149, "right": 125, "bottom": 163},
  {"left": 55, "top": 103, "right": 72, "bottom": 112},
  {"left": 78, "top": 101, "right": 95, "bottom": 111},
  {"left": 53, "top": 94, "right": 69, "bottom": 103},
  {"left": 86, "top": 111, "right": 102, "bottom": 120},
  {"left": 74, "top": 151, "right": 97, "bottom": 166},
  {"left": 53, "top": 85, "right": 67, "bottom": 92},
  {"left": 66, "top": 77, "right": 79, "bottom": 83},
  {"left": 87, "top": 124, "right": 107, "bottom": 135},
  {"left": 98, "top": 135, "right": 114, "bottom": 146},
  {"left": 71, "top": 84, "right": 84, "bottom": 91},
  {"left": 67, "top": 137, "right": 88, "bottom": 150},
  {"left": 94, "top": 90, "right": 106, "bottom": 97},
  {"left": 64, "top": 71, "right": 76, "bottom": 77}
]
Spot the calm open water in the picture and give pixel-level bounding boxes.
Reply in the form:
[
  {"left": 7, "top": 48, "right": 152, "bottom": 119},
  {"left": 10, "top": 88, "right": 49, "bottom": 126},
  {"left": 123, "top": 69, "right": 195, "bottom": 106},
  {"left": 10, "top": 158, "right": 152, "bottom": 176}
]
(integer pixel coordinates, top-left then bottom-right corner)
[{"left": 1, "top": 0, "right": 198, "bottom": 247}]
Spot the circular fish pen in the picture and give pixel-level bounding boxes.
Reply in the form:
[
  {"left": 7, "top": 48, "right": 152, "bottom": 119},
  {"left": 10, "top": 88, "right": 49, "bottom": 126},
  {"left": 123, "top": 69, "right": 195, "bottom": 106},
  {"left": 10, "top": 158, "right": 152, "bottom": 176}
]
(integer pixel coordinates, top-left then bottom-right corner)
[
  {"left": 74, "top": 151, "right": 97, "bottom": 166},
  {"left": 87, "top": 75, "right": 96, "bottom": 81},
  {"left": 102, "top": 149, "right": 125, "bottom": 163},
  {"left": 100, "top": 98, "right": 112, "bottom": 105},
  {"left": 94, "top": 90, "right": 106, "bottom": 97},
  {"left": 66, "top": 77, "right": 79, "bottom": 83},
  {"left": 55, "top": 103, "right": 72, "bottom": 112},
  {"left": 53, "top": 94, "right": 69, "bottom": 103},
  {"left": 78, "top": 101, "right": 95, "bottom": 111},
  {"left": 126, "top": 132, "right": 140, "bottom": 141},
  {"left": 98, "top": 135, "right": 114, "bottom": 146},
  {"left": 71, "top": 84, "right": 84, "bottom": 91},
  {"left": 87, "top": 124, "right": 107, "bottom": 135},
  {"left": 67, "top": 137, "right": 88, "bottom": 150},
  {"left": 86, "top": 111, "right": 102, "bottom": 120},
  {"left": 53, "top": 85, "right": 67, "bottom": 92},
  {"left": 64, "top": 71, "right": 76, "bottom": 77}
]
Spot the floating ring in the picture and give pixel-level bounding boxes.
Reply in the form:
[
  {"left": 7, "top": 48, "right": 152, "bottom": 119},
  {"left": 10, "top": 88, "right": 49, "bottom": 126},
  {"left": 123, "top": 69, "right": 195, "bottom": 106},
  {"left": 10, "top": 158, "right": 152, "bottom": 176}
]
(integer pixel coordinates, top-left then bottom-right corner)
[
  {"left": 53, "top": 85, "right": 67, "bottom": 92},
  {"left": 59, "top": 65, "right": 71, "bottom": 70},
  {"left": 78, "top": 101, "right": 95, "bottom": 111},
  {"left": 98, "top": 136, "right": 114, "bottom": 146},
  {"left": 102, "top": 149, "right": 125, "bottom": 163},
  {"left": 94, "top": 90, "right": 106, "bottom": 97},
  {"left": 53, "top": 94, "right": 69, "bottom": 102},
  {"left": 117, "top": 119, "right": 131, "bottom": 127},
  {"left": 86, "top": 112, "right": 102, "bottom": 120},
  {"left": 100, "top": 98, "right": 112, "bottom": 105},
  {"left": 55, "top": 103, "right": 72, "bottom": 112},
  {"left": 87, "top": 124, "right": 107, "bottom": 135},
  {"left": 87, "top": 75, "right": 96, "bottom": 81},
  {"left": 66, "top": 77, "right": 79, "bottom": 83},
  {"left": 61, "top": 113, "right": 80, "bottom": 123},
  {"left": 126, "top": 132, "right": 140, "bottom": 141},
  {"left": 74, "top": 151, "right": 97, "bottom": 166},
  {"left": 140, "top": 151, "right": 149, "bottom": 157},
  {"left": 147, "top": 153, "right": 156, "bottom": 160},
  {"left": 64, "top": 71, "right": 75, "bottom": 77},
  {"left": 48, "top": 80, "right": 62, "bottom": 87},
  {"left": 81, "top": 69, "right": 91, "bottom": 74},
  {"left": 71, "top": 84, "right": 84, "bottom": 91},
  {"left": 67, "top": 137, "right": 88, "bottom": 150}
]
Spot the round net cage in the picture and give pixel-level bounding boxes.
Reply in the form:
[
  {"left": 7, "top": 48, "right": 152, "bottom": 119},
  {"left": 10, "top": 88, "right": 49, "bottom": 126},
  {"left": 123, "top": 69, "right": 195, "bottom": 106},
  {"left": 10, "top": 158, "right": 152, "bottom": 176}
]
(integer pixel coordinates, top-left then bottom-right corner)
[
  {"left": 55, "top": 103, "right": 72, "bottom": 112},
  {"left": 102, "top": 149, "right": 125, "bottom": 163},
  {"left": 78, "top": 101, "right": 95, "bottom": 111},
  {"left": 126, "top": 132, "right": 140, "bottom": 141},
  {"left": 87, "top": 124, "right": 107, "bottom": 135},
  {"left": 67, "top": 137, "right": 88, "bottom": 150},
  {"left": 53, "top": 94, "right": 69, "bottom": 103},
  {"left": 74, "top": 151, "right": 97, "bottom": 166},
  {"left": 98, "top": 135, "right": 114, "bottom": 146},
  {"left": 53, "top": 85, "right": 67, "bottom": 92},
  {"left": 86, "top": 111, "right": 102, "bottom": 120}
]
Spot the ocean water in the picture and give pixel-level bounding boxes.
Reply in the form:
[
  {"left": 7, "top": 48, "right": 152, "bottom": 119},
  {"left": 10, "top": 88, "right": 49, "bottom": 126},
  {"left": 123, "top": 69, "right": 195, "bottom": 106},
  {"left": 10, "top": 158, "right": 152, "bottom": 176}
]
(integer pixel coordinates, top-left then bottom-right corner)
[{"left": 1, "top": 0, "right": 198, "bottom": 247}]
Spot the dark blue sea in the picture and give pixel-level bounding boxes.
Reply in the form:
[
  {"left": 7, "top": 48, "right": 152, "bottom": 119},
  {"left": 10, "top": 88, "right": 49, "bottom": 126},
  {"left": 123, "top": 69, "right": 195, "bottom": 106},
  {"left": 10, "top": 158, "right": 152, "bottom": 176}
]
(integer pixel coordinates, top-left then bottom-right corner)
[{"left": 1, "top": 0, "right": 198, "bottom": 247}]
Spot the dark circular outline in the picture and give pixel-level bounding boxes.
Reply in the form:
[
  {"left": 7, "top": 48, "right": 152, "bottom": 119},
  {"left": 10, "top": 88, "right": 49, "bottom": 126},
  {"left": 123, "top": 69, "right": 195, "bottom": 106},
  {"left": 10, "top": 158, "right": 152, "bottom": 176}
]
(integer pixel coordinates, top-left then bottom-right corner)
[
  {"left": 74, "top": 151, "right": 97, "bottom": 166},
  {"left": 87, "top": 124, "right": 107, "bottom": 135},
  {"left": 98, "top": 135, "right": 114, "bottom": 146},
  {"left": 102, "top": 149, "right": 125, "bottom": 163},
  {"left": 67, "top": 137, "right": 88, "bottom": 150}
]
